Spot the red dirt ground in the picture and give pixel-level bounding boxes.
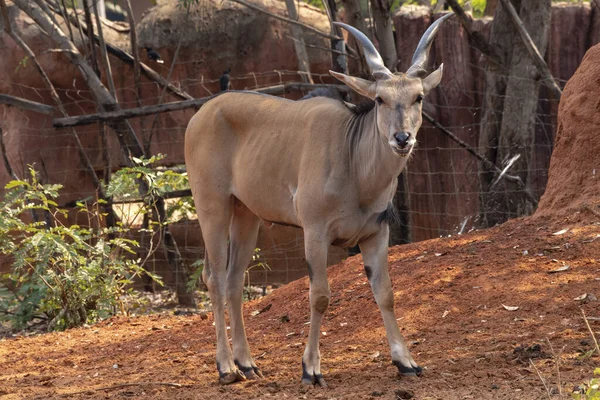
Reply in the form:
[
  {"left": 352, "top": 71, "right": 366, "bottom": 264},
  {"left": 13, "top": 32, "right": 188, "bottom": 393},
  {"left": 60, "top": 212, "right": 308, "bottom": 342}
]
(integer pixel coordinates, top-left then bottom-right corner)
[{"left": 1, "top": 210, "right": 599, "bottom": 400}]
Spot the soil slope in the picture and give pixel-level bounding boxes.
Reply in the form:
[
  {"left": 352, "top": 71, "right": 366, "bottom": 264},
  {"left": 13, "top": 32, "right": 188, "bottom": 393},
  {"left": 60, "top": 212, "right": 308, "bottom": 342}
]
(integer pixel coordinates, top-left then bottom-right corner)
[
  {"left": 0, "top": 214, "right": 599, "bottom": 399},
  {"left": 535, "top": 43, "right": 600, "bottom": 218}
]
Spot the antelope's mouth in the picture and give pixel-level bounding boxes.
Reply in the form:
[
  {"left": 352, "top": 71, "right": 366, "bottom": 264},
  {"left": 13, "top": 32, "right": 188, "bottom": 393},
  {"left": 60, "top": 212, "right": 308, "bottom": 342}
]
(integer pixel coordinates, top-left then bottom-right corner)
[{"left": 390, "top": 144, "right": 413, "bottom": 156}]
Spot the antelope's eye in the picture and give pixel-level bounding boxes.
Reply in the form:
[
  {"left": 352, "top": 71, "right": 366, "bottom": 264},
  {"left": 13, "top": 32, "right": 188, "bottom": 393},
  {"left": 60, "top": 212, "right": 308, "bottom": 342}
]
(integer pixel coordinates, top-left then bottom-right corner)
[
  {"left": 416, "top": 94, "right": 424, "bottom": 103},
  {"left": 375, "top": 96, "right": 384, "bottom": 105}
]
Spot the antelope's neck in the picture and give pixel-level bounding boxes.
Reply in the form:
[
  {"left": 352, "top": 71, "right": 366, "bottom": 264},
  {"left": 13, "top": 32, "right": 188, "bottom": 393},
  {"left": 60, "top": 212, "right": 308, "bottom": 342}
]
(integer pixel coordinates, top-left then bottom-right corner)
[{"left": 346, "top": 109, "right": 408, "bottom": 206}]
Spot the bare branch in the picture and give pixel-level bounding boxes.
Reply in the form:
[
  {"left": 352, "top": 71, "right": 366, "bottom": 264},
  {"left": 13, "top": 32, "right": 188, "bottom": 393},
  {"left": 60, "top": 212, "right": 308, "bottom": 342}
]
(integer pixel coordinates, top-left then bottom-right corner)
[
  {"left": 65, "top": 0, "right": 88, "bottom": 58},
  {"left": 108, "top": 189, "right": 192, "bottom": 205},
  {"left": 0, "top": 94, "right": 55, "bottom": 115},
  {"left": 81, "top": 0, "right": 100, "bottom": 76},
  {"left": 228, "top": 0, "right": 341, "bottom": 40},
  {"left": 12, "top": 0, "right": 145, "bottom": 159},
  {"left": 0, "top": 0, "right": 9, "bottom": 30},
  {"left": 92, "top": 0, "right": 117, "bottom": 98},
  {"left": 321, "top": 0, "right": 348, "bottom": 74},
  {"left": 67, "top": 382, "right": 189, "bottom": 395},
  {"left": 499, "top": 0, "right": 562, "bottom": 100},
  {"left": 124, "top": 0, "right": 143, "bottom": 107},
  {"left": 422, "top": 111, "right": 538, "bottom": 206},
  {"left": 104, "top": 38, "right": 194, "bottom": 101},
  {"left": 285, "top": 0, "right": 313, "bottom": 83},
  {"left": 1, "top": 0, "right": 112, "bottom": 217},
  {"left": 529, "top": 359, "right": 552, "bottom": 400},
  {"left": 287, "top": 36, "right": 357, "bottom": 59},
  {"left": 45, "top": 2, "right": 193, "bottom": 101},
  {"left": 445, "top": 0, "right": 503, "bottom": 69},
  {"left": 0, "top": 126, "right": 18, "bottom": 180},
  {"left": 58, "top": 0, "right": 74, "bottom": 42},
  {"left": 581, "top": 308, "right": 600, "bottom": 356},
  {"left": 123, "top": 0, "right": 146, "bottom": 155},
  {"left": 147, "top": 9, "right": 190, "bottom": 153},
  {"left": 53, "top": 83, "right": 350, "bottom": 128}
]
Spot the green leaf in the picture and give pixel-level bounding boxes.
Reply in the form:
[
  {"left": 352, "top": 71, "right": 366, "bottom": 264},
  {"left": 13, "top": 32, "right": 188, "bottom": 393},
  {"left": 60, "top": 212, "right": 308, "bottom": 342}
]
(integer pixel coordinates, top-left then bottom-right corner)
[{"left": 5, "top": 180, "right": 27, "bottom": 189}]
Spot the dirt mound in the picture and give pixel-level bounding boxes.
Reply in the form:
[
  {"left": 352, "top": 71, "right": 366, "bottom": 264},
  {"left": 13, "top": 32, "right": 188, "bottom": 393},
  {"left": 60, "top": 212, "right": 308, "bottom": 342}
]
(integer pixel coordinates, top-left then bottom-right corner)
[
  {"left": 535, "top": 43, "right": 600, "bottom": 219},
  {"left": 1, "top": 215, "right": 599, "bottom": 399}
]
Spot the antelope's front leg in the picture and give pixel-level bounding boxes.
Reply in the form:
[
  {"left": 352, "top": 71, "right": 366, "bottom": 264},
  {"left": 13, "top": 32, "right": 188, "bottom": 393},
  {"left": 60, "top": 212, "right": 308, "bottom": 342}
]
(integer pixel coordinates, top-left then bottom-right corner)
[
  {"left": 359, "top": 225, "right": 422, "bottom": 377},
  {"left": 301, "top": 233, "right": 330, "bottom": 387}
]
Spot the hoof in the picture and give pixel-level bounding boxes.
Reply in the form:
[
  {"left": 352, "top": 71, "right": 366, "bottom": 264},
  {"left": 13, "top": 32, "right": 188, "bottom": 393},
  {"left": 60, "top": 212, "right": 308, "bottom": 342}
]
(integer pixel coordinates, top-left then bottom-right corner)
[
  {"left": 301, "top": 361, "right": 327, "bottom": 387},
  {"left": 235, "top": 360, "right": 264, "bottom": 380},
  {"left": 218, "top": 364, "right": 247, "bottom": 385},
  {"left": 393, "top": 361, "right": 422, "bottom": 377},
  {"left": 301, "top": 376, "right": 327, "bottom": 387}
]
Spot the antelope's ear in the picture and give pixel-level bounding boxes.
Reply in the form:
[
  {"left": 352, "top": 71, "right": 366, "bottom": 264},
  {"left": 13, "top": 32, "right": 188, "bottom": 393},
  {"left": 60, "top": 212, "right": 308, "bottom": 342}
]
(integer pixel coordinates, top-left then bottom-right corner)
[
  {"left": 329, "top": 70, "right": 376, "bottom": 99},
  {"left": 422, "top": 63, "right": 443, "bottom": 95}
]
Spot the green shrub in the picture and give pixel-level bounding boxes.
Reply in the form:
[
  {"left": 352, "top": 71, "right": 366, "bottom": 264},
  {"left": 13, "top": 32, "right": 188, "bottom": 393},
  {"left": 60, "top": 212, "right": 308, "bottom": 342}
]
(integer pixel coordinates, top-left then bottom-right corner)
[
  {"left": 0, "top": 167, "right": 161, "bottom": 331},
  {"left": 573, "top": 368, "right": 600, "bottom": 400},
  {"left": 107, "top": 154, "right": 194, "bottom": 225}
]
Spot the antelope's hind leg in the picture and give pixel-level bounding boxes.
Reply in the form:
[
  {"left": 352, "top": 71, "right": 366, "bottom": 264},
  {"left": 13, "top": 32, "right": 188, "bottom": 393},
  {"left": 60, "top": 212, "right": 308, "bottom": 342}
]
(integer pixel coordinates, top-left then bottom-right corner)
[
  {"left": 226, "top": 200, "right": 263, "bottom": 380},
  {"left": 359, "top": 225, "right": 422, "bottom": 377},
  {"left": 196, "top": 197, "right": 245, "bottom": 385}
]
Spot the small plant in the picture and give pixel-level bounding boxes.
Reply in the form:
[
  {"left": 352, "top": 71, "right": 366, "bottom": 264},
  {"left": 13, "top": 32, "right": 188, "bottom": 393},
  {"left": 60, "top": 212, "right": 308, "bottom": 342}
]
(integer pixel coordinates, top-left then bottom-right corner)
[
  {"left": 244, "top": 248, "right": 270, "bottom": 300},
  {"left": 107, "top": 154, "right": 194, "bottom": 226},
  {"left": 572, "top": 368, "right": 600, "bottom": 400},
  {"left": 0, "top": 167, "right": 161, "bottom": 331},
  {"left": 186, "top": 259, "right": 204, "bottom": 293}
]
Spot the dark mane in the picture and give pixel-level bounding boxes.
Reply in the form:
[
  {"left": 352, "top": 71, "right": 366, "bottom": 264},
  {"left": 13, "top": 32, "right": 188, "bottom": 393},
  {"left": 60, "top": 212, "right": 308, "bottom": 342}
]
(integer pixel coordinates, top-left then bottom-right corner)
[
  {"left": 300, "top": 87, "right": 342, "bottom": 101},
  {"left": 300, "top": 87, "right": 375, "bottom": 116}
]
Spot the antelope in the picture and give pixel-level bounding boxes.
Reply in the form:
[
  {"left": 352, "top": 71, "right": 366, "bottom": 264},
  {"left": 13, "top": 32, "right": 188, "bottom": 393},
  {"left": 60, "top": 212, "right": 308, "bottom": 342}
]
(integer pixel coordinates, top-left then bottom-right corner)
[{"left": 185, "top": 14, "right": 453, "bottom": 386}]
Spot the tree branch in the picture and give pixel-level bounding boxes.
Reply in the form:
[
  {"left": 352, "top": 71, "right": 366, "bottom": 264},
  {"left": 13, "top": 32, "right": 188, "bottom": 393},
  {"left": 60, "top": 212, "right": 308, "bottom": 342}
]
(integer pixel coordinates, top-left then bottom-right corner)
[
  {"left": 107, "top": 189, "right": 192, "bottom": 205},
  {"left": 81, "top": 0, "right": 100, "bottom": 77},
  {"left": 0, "top": 126, "right": 18, "bottom": 180},
  {"left": 44, "top": 2, "right": 193, "bottom": 101},
  {"left": 67, "top": 382, "right": 188, "bottom": 396},
  {"left": 0, "top": 94, "right": 55, "bottom": 115},
  {"left": 124, "top": 0, "right": 144, "bottom": 116},
  {"left": 92, "top": 0, "right": 117, "bottom": 98},
  {"left": 287, "top": 36, "right": 357, "bottom": 59},
  {"left": 13, "top": 0, "right": 145, "bottom": 160},
  {"left": 1, "top": 0, "right": 115, "bottom": 220},
  {"left": 422, "top": 111, "right": 538, "bottom": 205},
  {"left": 57, "top": 0, "right": 74, "bottom": 43},
  {"left": 53, "top": 83, "right": 350, "bottom": 128},
  {"left": 498, "top": 0, "right": 562, "bottom": 101},
  {"left": 146, "top": 8, "right": 191, "bottom": 154},
  {"left": 285, "top": 0, "right": 313, "bottom": 83},
  {"left": 445, "top": 0, "right": 503, "bottom": 69}
]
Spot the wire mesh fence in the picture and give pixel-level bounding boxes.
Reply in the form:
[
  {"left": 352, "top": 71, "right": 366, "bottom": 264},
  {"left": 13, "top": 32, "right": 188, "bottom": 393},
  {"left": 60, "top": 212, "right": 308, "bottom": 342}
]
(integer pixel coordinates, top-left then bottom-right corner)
[{"left": 0, "top": 2, "right": 596, "bottom": 291}]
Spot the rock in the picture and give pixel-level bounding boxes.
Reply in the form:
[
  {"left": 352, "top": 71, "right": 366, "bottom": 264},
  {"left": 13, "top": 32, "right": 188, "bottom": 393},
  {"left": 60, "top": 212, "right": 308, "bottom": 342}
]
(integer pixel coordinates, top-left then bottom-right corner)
[{"left": 395, "top": 388, "right": 414, "bottom": 399}]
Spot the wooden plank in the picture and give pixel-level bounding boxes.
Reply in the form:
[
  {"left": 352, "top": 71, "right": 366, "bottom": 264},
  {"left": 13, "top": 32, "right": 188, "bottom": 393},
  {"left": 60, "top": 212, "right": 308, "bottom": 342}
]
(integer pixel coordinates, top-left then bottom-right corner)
[{"left": 53, "top": 83, "right": 349, "bottom": 128}]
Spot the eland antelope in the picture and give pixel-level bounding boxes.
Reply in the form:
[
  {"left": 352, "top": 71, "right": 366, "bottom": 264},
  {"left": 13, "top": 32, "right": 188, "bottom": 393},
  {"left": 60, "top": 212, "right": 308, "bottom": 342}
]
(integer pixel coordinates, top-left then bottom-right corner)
[{"left": 185, "top": 13, "right": 453, "bottom": 386}]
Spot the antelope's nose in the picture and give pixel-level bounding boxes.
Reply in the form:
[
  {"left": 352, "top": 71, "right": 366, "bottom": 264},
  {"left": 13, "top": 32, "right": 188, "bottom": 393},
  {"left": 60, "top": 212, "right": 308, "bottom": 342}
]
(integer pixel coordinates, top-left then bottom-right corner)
[{"left": 394, "top": 132, "right": 411, "bottom": 148}]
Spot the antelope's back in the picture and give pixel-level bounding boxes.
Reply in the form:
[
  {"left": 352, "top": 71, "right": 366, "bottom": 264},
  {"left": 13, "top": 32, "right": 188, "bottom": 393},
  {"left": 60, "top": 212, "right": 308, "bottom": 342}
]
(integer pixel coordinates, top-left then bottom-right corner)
[
  {"left": 185, "top": 91, "right": 346, "bottom": 171},
  {"left": 184, "top": 91, "right": 350, "bottom": 223}
]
